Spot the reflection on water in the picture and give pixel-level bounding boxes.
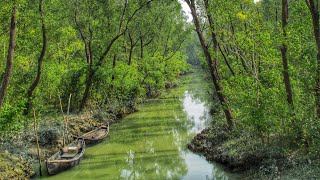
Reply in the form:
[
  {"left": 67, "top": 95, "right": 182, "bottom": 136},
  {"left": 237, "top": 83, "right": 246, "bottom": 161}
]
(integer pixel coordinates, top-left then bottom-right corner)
[
  {"left": 183, "top": 90, "right": 211, "bottom": 134},
  {"left": 40, "top": 68, "right": 234, "bottom": 180}
]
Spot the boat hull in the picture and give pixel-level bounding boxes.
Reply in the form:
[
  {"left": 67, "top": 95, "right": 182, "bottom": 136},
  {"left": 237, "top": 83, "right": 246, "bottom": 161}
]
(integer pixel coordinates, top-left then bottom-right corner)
[
  {"left": 84, "top": 138, "right": 104, "bottom": 146},
  {"left": 81, "top": 126, "right": 109, "bottom": 146},
  {"left": 46, "top": 139, "right": 85, "bottom": 175},
  {"left": 46, "top": 155, "right": 83, "bottom": 175}
]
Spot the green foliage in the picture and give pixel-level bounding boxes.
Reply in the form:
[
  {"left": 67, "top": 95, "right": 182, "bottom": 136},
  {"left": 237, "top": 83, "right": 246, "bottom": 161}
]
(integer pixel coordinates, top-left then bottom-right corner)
[
  {"left": 141, "top": 53, "right": 166, "bottom": 96},
  {"left": 0, "top": 102, "right": 25, "bottom": 139},
  {"left": 164, "top": 52, "right": 191, "bottom": 86},
  {"left": 59, "top": 66, "right": 86, "bottom": 110}
]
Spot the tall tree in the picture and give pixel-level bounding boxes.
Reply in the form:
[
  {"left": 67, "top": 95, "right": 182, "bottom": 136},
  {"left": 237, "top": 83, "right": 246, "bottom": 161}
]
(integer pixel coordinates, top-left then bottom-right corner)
[
  {"left": 281, "top": 0, "right": 294, "bottom": 107},
  {"left": 305, "top": 0, "right": 320, "bottom": 117},
  {"left": 25, "top": 0, "right": 47, "bottom": 115},
  {"left": 0, "top": 3, "right": 17, "bottom": 109},
  {"left": 185, "top": 0, "right": 235, "bottom": 130}
]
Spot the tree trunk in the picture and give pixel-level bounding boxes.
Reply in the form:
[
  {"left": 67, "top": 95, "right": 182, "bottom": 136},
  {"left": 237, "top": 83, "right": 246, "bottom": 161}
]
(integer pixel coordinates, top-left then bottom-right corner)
[
  {"left": 185, "top": 0, "right": 235, "bottom": 130},
  {"left": 140, "top": 32, "right": 143, "bottom": 59},
  {"left": 316, "top": 53, "right": 320, "bottom": 117},
  {"left": 75, "top": 4, "right": 94, "bottom": 111},
  {"left": 306, "top": 0, "right": 320, "bottom": 117},
  {"left": 112, "top": 54, "right": 117, "bottom": 82},
  {"left": 218, "top": 44, "right": 235, "bottom": 76},
  {"left": 0, "top": 4, "right": 17, "bottom": 110},
  {"left": 128, "top": 32, "right": 135, "bottom": 65},
  {"left": 276, "top": 0, "right": 279, "bottom": 22},
  {"left": 128, "top": 46, "right": 133, "bottom": 65},
  {"left": 79, "top": 65, "right": 94, "bottom": 111},
  {"left": 281, "top": 0, "right": 294, "bottom": 107},
  {"left": 25, "top": 0, "right": 47, "bottom": 115}
]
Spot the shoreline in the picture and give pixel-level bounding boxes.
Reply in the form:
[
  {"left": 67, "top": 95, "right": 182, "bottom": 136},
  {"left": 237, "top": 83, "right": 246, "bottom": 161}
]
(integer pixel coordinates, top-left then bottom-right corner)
[{"left": 187, "top": 127, "right": 320, "bottom": 179}]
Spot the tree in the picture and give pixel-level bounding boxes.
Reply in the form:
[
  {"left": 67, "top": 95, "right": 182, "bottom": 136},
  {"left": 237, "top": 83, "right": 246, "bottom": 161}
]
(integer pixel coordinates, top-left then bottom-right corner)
[
  {"left": 281, "top": 0, "right": 294, "bottom": 107},
  {"left": 25, "top": 0, "right": 47, "bottom": 115},
  {"left": 0, "top": 3, "right": 17, "bottom": 110}
]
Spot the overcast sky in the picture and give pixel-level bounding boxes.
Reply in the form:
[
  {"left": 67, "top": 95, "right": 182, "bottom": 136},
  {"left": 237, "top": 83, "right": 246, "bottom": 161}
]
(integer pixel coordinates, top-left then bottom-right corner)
[{"left": 179, "top": 0, "right": 261, "bottom": 22}]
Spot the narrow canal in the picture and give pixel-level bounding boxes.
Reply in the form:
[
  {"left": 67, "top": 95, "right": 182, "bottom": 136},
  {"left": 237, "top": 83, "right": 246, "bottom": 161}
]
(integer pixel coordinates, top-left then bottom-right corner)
[{"left": 42, "top": 68, "right": 235, "bottom": 179}]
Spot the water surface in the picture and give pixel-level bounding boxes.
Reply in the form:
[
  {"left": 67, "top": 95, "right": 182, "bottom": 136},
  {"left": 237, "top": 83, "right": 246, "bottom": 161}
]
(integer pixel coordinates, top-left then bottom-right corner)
[{"left": 41, "top": 68, "right": 233, "bottom": 180}]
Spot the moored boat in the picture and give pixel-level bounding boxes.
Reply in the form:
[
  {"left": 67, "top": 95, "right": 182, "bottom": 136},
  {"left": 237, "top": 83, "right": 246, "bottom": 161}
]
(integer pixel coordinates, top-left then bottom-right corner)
[
  {"left": 46, "top": 138, "right": 85, "bottom": 175},
  {"left": 80, "top": 124, "right": 109, "bottom": 145}
]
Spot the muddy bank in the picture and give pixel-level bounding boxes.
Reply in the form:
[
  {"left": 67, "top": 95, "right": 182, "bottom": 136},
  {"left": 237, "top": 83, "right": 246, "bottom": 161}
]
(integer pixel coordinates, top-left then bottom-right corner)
[
  {"left": 187, "top": 128, "right": 277, "bottom": 172},
  {"left": 187, "top": 127, "right": 320, "bottom": 178}
]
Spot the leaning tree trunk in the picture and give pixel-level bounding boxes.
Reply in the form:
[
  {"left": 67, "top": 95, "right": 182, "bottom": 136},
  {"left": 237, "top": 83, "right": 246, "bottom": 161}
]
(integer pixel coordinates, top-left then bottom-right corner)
[
  {"left": 0, "top": 4, "right": 17, "bottom": 110},
  {"left": 185, "top": 0, "right": 235, "bottom": 130},
  {"left": 305, "top": 0, "right": 320, "bottom": 117},
  {"left": 203, "top": 0, "right": 234, "bottom": 129},
  {"left": 25, "top": 0, "right": 47, "bottom": 115},
  {"left": 281, "top": 0, "right": 294, "bottom": 107}
]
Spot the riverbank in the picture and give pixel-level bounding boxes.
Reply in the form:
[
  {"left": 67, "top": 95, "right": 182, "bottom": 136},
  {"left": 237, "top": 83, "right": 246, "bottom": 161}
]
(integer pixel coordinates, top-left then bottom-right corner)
[{"left": 187, "top": 125, "right": 320, "bottom": 179}]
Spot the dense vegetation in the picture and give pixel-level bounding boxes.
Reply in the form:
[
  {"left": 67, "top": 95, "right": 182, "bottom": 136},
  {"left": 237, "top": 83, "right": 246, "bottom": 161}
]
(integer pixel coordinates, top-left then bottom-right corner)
[
  {"left": 0, "top": 0, "right": 190, "bottom": 138},
  {"left": 185, "top": 0, "right": 320, "bottom": 177}
]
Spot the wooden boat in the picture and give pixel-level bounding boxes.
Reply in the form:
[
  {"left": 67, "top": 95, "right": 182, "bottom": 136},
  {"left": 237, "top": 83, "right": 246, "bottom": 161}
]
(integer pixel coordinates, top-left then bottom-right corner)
[
  {"left": 80, "top": 124, "right": 110, "bottom": 145},
  {"left": 46, "top": 138, "right": 85, "bottom": 175}
]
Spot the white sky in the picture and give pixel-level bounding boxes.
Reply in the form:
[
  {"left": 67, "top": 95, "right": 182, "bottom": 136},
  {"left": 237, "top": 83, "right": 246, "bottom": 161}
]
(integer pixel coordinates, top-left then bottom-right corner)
[
  {"left": 178, "top": 0, "right": 192, "bottom": 22},
  {"left": 179, "top": 0, "right": 261, "bottom": 22}
]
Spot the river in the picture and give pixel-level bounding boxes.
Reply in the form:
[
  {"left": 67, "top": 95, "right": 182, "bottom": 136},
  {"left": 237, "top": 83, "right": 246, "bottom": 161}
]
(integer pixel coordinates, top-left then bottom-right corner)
[{"left": 40, "top": 68, "right": 235, "bottom": 180}]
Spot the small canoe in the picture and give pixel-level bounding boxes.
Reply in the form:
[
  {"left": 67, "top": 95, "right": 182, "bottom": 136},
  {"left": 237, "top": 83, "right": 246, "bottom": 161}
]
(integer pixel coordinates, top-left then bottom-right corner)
[
  {"left": 80, "top": 124, "right": 110, "bottom": 145},
  {"left": 46, "top": 138, "right": 85, "bottom": 175}
]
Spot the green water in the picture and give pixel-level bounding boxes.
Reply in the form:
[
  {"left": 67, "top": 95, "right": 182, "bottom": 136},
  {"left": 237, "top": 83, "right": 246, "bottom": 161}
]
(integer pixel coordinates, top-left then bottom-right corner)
[{"left": 39, "top": 68, "right": 234, "bottom": 180}]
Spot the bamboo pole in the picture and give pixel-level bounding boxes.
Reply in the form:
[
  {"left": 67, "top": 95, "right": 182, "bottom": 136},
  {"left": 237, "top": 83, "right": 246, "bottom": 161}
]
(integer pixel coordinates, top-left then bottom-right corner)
[
  {"left": 33, "top": 109, "right": 42, "bottom": 176},
  {"left": 67, "top": 94, "right": 72, "bottom": 115},
  {"left": 107, "top": 122, "right": 110, "bottom": 134},
  {"left": 58, "top": 92, "right": 66, "bottom": 146},
  {"left": 66, "top": 94, "right": 72, "bottom": 142}
]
